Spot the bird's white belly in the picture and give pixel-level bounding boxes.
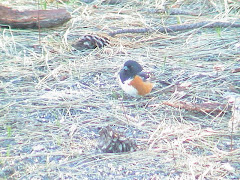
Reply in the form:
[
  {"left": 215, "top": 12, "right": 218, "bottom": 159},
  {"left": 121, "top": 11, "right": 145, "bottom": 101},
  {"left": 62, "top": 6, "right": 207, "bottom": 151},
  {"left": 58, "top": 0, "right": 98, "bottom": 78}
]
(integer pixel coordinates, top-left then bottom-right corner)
[{"left": 118, "top": 78, "right": 138, "bottom": 97}]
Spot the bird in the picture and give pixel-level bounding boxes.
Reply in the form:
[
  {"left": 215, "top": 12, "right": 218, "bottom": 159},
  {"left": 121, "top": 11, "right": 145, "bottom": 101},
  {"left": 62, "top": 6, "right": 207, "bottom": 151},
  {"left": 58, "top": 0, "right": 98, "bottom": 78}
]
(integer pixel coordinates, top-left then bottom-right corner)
[{"left": 118, "top": 60, "right": 154, "bottom": 97}]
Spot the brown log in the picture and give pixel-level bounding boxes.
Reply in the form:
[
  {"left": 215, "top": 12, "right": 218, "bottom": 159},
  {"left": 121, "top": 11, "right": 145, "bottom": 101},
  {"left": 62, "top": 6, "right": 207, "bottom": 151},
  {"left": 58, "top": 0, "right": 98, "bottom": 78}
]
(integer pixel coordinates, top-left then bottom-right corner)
[
  {"left": 0, "top": 5, "right": 71, "bottom": 29},
  {"left": 163, "top": 100, "right": 231, "bottom": 114}
]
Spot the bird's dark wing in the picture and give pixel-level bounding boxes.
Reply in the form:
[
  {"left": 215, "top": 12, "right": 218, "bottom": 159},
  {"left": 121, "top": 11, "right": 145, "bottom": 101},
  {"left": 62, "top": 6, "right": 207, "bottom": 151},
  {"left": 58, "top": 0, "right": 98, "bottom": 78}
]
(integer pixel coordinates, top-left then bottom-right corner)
[{"left": 137, "top": 72, "right": 152, "bottom": 81}]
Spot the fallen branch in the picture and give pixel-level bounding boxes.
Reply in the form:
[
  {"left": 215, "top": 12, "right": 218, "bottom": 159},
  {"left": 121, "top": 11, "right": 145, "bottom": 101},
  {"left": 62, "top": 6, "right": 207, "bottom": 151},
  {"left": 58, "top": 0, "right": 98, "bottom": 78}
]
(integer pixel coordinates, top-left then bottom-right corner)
[
  {"left": 141, "top": 8, "right": 201, "bottom": 16},
  {"left": 232, "top": 67, "right": 240, "bottom": 73},
  {"left": 163, "top": 100, "right": 231, "bottom": 114},
  {"left": 109, "top": 21, "right": 240, "bottom": 36},
  {"left": 0, "top": 5, "right": 71, "bottom": 29}
]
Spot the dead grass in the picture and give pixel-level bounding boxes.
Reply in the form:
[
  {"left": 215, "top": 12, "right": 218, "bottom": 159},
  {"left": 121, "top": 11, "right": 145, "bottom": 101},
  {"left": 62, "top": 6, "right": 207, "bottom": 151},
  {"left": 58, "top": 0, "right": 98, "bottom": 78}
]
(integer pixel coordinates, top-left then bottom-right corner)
[{"left": 0, "top": 0, "right": 240, "bottom": 179}]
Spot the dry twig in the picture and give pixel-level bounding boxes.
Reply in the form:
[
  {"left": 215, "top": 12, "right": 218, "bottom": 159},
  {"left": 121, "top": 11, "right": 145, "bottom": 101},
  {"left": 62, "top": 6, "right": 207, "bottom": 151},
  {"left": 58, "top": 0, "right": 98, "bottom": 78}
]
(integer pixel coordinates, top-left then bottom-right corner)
[{"left": 163, "top": 100, "right": 231, "bottom": 114}]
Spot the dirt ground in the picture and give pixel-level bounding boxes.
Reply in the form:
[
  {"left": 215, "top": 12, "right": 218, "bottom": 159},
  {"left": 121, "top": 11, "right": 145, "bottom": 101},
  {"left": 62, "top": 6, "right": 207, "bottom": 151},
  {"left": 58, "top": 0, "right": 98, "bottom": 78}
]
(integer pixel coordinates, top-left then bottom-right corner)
[{"left": 0, "top": 0, "right": 240, "bottom": 179}]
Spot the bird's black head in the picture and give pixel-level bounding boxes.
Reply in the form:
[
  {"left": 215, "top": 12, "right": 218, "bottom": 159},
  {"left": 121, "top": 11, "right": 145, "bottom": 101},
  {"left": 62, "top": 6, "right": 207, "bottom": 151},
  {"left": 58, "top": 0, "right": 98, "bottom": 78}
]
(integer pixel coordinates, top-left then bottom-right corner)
[{"left": 119, "top": 60, "right": 143, "bottom": 83}]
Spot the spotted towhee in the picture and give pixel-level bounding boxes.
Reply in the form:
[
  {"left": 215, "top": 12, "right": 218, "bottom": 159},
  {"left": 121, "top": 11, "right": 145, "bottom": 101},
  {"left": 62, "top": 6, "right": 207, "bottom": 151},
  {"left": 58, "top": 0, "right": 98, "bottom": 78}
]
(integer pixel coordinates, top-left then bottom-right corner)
[{"left": 118, "top": 60, "right": 154, "bottom": 97}]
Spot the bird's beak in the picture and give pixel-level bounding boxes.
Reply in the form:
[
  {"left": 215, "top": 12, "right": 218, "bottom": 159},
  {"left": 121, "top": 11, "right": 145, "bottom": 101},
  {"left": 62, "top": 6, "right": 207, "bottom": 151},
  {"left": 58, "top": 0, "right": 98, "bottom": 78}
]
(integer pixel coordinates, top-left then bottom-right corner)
[{"left": 122, "top": 66, "right": 128, "bottom": 71}]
